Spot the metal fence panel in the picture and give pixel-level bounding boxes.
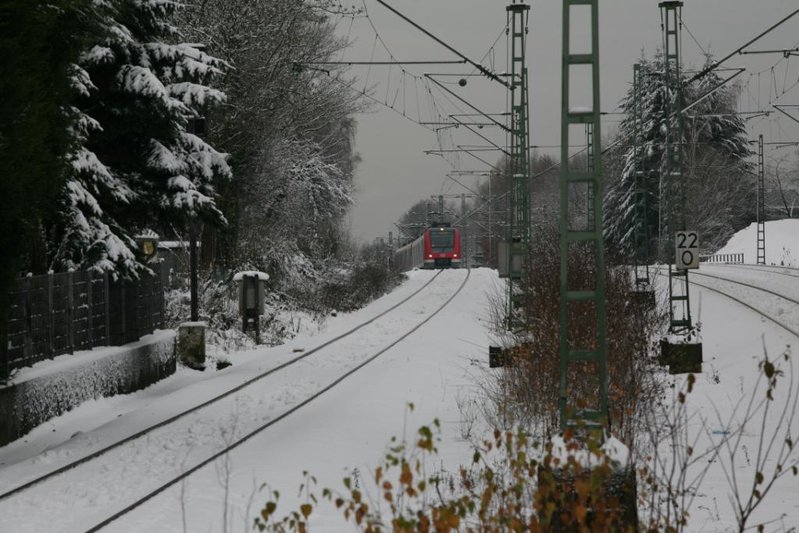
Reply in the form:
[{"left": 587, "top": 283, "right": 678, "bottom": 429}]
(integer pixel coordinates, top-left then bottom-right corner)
[{"left": 3, "top": 267, "right": 165, "bottom": 372}]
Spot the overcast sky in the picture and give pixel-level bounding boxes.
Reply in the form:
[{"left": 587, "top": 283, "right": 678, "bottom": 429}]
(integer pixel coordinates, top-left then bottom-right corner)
[{"left": 337, "top": 0, "right": 799, "bottom": 243}]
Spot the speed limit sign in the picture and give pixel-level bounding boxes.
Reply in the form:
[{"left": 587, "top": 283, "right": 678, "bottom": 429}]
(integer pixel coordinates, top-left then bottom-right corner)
[{"left": 675, "top": 231, "right": 699, "bottom": 269}]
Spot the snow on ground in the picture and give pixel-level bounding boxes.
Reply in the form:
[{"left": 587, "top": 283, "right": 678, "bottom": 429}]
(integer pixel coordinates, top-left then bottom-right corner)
[
  {"left": 3, "top": 221, "right": 799, "bottom": 531},
  {"left": 111, "top": 268, "right": 499, "bottom": 533},
  {"left": 0, "top": 268, "right": 502, "bottom": 532},
  {"left": 716, "top": 219, "right": 799, "bottom": 266},
  {"left": 689, "top": 265, "right": 799, "bottom": 331},
  {"left": 0, "top": 270, "right": 441, "bottom": 470},
  {"left": 661, "top": 270, "right": 799, "bottom": 530}
]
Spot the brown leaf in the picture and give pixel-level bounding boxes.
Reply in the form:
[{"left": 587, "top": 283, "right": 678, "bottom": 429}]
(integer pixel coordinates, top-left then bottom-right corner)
[{"left": 400, "top": 462, "right": 413, "bottom": 486}]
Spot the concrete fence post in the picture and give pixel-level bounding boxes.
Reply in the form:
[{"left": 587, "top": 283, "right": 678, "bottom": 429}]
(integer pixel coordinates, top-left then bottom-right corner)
[
  {"left": 87, "top": 270, "right": 94, "bottom": 348},
  {"left": 23, "top": 275, "right": 31, "bottom": 361},
  {"left": 119, "top": 279, "right": 126, "bottom": 344},
  {"left": 47, "top": 271, "right": 54, "bottom": 357},
  {"left": 67, "top": 270, "right": 74, "bottom": 352},
  {"left": 103, "top": 271, "right": 110, "bottom": 345}
]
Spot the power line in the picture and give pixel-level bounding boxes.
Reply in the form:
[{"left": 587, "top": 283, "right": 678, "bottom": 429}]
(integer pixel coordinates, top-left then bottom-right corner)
[
  {"left": 740, "top": 47, "right": 799, "bottom": 57},
  {"left": 309, "top": 60, "right": 467, "bottom": 65},
  {"left": 374, "top": 0, "right": 510, "bottom": 88},
  {"left": 685, "top": 6, "right": 799, "bottom": 86},
  {"left": 678, "top": 13, "right": 708, "bottom": 57}
]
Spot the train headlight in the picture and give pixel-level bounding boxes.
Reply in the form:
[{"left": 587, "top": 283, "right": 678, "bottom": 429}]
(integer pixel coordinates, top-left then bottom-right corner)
[
  {"left": 453, "top": 254, "right": 458, "bottom": 258},
  {"left": 428, "top": 254, "right": 433, "bottom": 258}
]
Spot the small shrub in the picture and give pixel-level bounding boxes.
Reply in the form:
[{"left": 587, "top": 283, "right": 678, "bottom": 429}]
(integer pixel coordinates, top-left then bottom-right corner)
[{"left": 255, "top": 412, "right": 637, "bottom": 531}]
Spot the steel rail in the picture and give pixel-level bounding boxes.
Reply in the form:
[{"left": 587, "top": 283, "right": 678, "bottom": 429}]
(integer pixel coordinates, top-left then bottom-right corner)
[
  {"left": 654, "top": 265, "right": 799, "bottom": 338},
  {"left": 686, "top": 278, "right": 799, "bottom": 339},
  {"left": 0, "top": 270, "right": 446, "bottom": 501},
  {"left": 689, "top": 270, "right": 799, "bottom": 306},
  {"left": 86, "top": 269, "right": 472, "bottom": 532}
]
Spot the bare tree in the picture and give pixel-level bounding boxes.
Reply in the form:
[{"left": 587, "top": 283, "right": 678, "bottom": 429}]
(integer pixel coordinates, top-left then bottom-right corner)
[
  {"left": 176, "top": 0, "right": 367, "bottom": 284},
  {"left": 768, "top": 155, "right": 799, "bottom": 219}
]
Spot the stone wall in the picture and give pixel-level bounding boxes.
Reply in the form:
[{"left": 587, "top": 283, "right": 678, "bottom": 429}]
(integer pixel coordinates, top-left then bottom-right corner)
[{"left": 0, "top": 331, "right": 176, "bottom": 447}]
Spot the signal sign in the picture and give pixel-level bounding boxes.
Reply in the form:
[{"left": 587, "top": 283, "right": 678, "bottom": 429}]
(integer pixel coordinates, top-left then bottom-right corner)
[{"left": 675, "top": 231, "right": 699, "bottom": 269}]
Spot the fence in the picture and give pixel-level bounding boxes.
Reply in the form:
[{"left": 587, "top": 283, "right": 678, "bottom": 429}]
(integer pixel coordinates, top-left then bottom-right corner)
[
  {"left": 699, "top": 253, "right": 745, "bottom": 264},
  {"left": 3, "top": 267, "right": 165, "bottom": 373}
]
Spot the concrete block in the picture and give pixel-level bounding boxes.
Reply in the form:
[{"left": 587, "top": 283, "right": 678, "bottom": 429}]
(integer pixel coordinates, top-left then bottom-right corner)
[
  {"left": 660, "top": 338, "right": 703, "bottom": 374},
  {"left": 178, "top": 322, "right": 206, "bottom": 369}
]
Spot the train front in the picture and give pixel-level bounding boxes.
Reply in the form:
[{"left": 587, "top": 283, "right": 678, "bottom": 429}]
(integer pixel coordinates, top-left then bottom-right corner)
[{"left": 423, "top": 225, "right": 461, "bottom": 269}]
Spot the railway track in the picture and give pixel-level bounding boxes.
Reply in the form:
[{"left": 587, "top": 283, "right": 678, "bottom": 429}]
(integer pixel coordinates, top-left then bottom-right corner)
[
  {"left": 0, "top": 269, "right": 470, "bottom": 531},
  {"left": 682, "top": 268, "right": 799, "bottom": 339}
]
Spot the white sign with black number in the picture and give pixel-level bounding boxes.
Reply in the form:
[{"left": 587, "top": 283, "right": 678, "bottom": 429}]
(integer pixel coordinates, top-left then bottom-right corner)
[{"left": 675, "top": 231, "right": 699, "bottom": 269}]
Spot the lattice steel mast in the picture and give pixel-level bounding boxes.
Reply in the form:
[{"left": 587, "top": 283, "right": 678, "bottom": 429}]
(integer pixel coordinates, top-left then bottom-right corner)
[
  {"left": 505, "top": 1, "right": 531, "bottom": 327},
  {"left": 559, "top": 0, "right": 607, "bottom": 430},
  {"left": 660, "top": 1, "right": 692, "bottom": 335},
  {"left": 633, "top": 63, "right": 651, "bottom": 288}
]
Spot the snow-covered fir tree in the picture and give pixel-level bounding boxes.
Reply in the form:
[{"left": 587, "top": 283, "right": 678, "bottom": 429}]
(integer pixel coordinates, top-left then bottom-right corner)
[
  {"left": 604, "top": 54, "right": 753, "bottom": 257},
  {"left": 51, "top": 0, "right": 231, "bottom": 278}
]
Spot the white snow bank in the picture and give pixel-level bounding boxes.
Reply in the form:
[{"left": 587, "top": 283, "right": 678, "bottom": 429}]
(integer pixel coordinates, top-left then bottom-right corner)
[
  {"left": 716, "top": 219, "right": 799, "bottom": 266},
  {"left": 232, "top": 270, "right": 270, "bottom": 281}
]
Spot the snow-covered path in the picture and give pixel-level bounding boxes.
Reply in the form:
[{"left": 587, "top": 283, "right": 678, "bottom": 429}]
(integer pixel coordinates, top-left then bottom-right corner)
[
  {"left": 107, "top": 268, "right": 495, "bottom": 532},
  {"left": 0, "top": 268, "right": 494, "bottom": 532}
]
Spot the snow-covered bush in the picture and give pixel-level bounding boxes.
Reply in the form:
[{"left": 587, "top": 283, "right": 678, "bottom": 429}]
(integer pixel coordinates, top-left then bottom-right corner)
[
  {"left": 316, "top": 245, "right": 401, "bottom": 314},
  {"left": 255, "top": 415, "right": 637, "bottom": 531},
  {"left": 165, "top": 280, "right": 304, "bottom": 358},
  {"left": 164, "top": 243, "right": 399, "bottom": 358}
]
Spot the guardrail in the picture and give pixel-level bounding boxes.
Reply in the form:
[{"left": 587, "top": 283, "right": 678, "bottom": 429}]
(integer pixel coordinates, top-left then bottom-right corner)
[{"left": 699, "top": 253, "right": 745, "bottom": 264}]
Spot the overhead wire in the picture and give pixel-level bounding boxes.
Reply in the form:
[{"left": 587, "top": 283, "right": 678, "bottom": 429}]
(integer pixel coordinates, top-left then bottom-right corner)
[
  {"left": 741, "top": 38, "right": 799, "bottom": 113},
  {"left": 348, "top": 0, "right": 512, "bottom": 177},
  {"left": 314, "top": 3, "right": 799, "bottom": 239},
  {"left": 678, "top": 13, "right": 708, "bottom": 58},
  {"left": 354, "top": 4, "right": 799, "bottom": 228}
]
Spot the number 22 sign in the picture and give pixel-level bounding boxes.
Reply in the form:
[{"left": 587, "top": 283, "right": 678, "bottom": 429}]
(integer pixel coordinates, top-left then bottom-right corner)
[{"left": 675, "top": 231, "right": 699, "bottom": 269}]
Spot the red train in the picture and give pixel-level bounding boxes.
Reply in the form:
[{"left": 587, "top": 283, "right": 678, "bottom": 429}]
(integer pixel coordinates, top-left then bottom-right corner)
[{"left": 394, "top": 224, "right": 462, "bottom": 270}]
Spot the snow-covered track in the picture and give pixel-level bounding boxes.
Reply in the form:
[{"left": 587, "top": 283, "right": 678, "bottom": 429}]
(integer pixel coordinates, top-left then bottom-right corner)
[
  {"left": 686, "top": 270, "right": 799, "bottom": 339},
  {"left": 690, "top": 269, "right": 799, "bottom": 307},
  {"left": 83, "top": 268, "right": 470, "bottom": 532},
  {"left": 699, "top": 262, "right": 799, "bottom": 279},
  {"left": 0, "top": 270, "right": 446, "bottom": 502},
  {"left": 0, "top": 269, "right": 471, "bottom": 531}
]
